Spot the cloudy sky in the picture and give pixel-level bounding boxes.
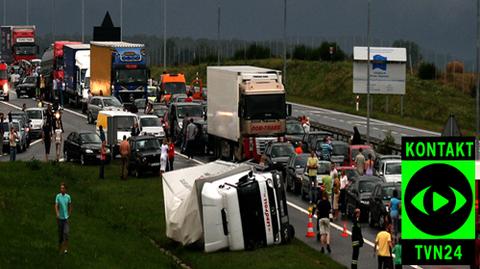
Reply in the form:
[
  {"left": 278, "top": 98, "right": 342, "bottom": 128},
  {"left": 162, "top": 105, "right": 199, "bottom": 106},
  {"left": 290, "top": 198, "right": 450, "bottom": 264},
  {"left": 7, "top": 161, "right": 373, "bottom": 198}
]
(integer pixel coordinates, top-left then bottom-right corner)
[{"left": 3, "top": 0, "right": 477, "bottom": 61}]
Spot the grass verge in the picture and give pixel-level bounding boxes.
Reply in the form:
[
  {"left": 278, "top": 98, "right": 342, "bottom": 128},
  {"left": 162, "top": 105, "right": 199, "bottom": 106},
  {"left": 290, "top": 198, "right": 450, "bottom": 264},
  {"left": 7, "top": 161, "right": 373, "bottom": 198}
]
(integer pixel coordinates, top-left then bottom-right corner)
[{"left": 0, "top": 161, "right": 345, "bottom": 269}]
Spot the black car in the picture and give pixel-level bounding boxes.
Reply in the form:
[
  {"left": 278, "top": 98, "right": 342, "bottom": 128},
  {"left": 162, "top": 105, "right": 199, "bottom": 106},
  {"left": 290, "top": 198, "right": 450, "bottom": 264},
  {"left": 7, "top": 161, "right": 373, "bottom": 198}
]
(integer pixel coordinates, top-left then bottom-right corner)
[
  {"left": 264, "top": 141, "right": 296, "bottom": 169},
  {"left": 318, "top": 140, "right": 349, "bottom": 166},
  {"left": 368, "top": 182, "right": 401, "bottom": 229},
  {"left": 128, "top": 136, "right": 162, "bottom": 177},
  {"left": 285, "top": 153, "right": 309, "bottom": 194},
  {"left": 64, "top": 131, "right": 111, "bottom": 165},
  {"left": 285, "top": 119, "right": 305, "bottom": 144},
  {"left": 303, "top": 131, "right": 333, "bottom": 152},
  {"left": 345, "top": 176, "right": 384, "bottom": 221},
  {"left": 16, "top": 76, "right": 38, "bottom": 98},
  {"left": 152, "top": 103, "right": 168, "bottom": 118}
]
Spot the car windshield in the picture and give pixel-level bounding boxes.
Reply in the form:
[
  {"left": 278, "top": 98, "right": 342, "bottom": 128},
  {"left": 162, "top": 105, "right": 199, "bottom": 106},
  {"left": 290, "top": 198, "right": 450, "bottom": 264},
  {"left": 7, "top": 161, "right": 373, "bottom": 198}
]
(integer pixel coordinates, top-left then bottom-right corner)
[
  {"left": 103, "top": 98, "right": 122, "bottom": 107},
  {"left": 287, "top": 121, "right": 304, "bottom": 134},
  {"left": 386, "top": 162, "right": 401, "bottom": 175},
  {"left": 24, "top": 76, "right": 36, "bottom": 84},
  {"left": 318, "top": 162, "right": 331, "bottom": 174},
  {"left": 26, "top": 110, "right": 42, "bottom": 119},
  {"left": 271, "top": 144, "right": 295, "bottom": 158},
  {"left": 14, "top": 45, "right": 36, "bottom": 55},
  {"left": 382, "top": 186, "right": 401, "bottom": 200},
  {"left": 294, "top": 155, "right": 308, "bottom": 168},
  {"left": 141, "top": 117, "right": 161, "bottom": 127},
  {"left": 116, "top": 69, "right": 147, "bottom": 84},
  {"left": 80, "top": 133, "right": 102, "bottom": 144},
  {"left": 116, "top": 116, "right": 136, "bottom": 131},
  {"left": 136, "top": 139, "right": 161, "bottom": 151},
  {"left": 177, "top": 106, "right": 203, "bottom": 118},
  {"left": 164, "top": 82, "right": 186, "bottom": 95},
  {"left": 331, "top": 142, "right": 348, "bottom": 156},
  {"left": 359, "top": 181, "right": 376, "bottom": 193},
  {"left": 243, "top": 94, "right": 286, "bottom": 120}
]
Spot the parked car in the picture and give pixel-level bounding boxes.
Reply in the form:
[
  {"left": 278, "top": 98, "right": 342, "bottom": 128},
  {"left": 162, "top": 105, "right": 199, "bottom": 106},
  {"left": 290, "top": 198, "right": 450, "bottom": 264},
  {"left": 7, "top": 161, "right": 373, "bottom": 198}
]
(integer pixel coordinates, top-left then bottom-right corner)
[
  {"left": 64, "top": 131, "right": 111, "bottom": 165},
  {"left": 285, "top": 118, "right": 305, "bottom": 144},
  {"left": 264, "top": 141, "right": 296, "bottom": 169},
  {"left": 374, "top": 154, "right": 401, "bottom": 174},
  {"left": 344, "top": 175, "right": 384, "bottom": 221},
  {"left": 368, "top": 182, "right": 401, "bottom": 228},
  {"left": 336, "top": 166, "right": 361, "bottom": 183},
  {"left": 16, "top": 76, "right": 38, "bottom": 98},
  {"left": 87, "top": 96, "right": 123, "bottom": 124},
  {"left": 25, "top": 107, "right": 45, "bottom": 139},
  {"left": 152, "top": 103, "right": 168, "bottom": 119},
  {"left": 170, "top": 94, "right": 189, "bottom": 104},
  {"left": 378, "top": 159, "right": 401, "bottom": 183},
  {"left": 133, "top": 98, "right": 148, "bottom": 112},
  {"left": 139, "top": 115, "right": 165, "bottom": 138},
  {"left": 128, "top": 135, "right": 162, "bottom": 177},
  {"left": 347, "top": 144, "right": 375, "bottom": 167},
  {"left": 285, "top": 153, "right": 309, "bottom": 194},
  {"left": 302, "top": 131, "right": 333, "bottom": 152},
  {"left": 165, "top": 102, "right": 203, "bottom": 140},
  {"left": 8, "top": 111, "right": 30, "bottom": 147},
  {"left": 300, "top": 160, "right": 331, "bottom": 201},
  {"left": 323, "top": 140, "right": 349, "bottom": 166},
  {"left": 2, "top": 120, "right": 28, "bottom": 152}
]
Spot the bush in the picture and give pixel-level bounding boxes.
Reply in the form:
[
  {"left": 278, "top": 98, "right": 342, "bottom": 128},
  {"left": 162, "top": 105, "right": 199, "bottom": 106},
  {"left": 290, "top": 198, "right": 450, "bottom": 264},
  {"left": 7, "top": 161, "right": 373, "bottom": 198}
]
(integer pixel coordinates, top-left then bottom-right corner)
[
  {"left": 233, "top": 44, "right": 271, "bottom": 60},
  {"left": 317, "top": 42, "right": 346, "bottom": 62},
  {"left": 417, "top": 62, "right": 437, "bottom": 80},
  {"left": 378, "top": 131, "right": 396, "bottom": 155}
]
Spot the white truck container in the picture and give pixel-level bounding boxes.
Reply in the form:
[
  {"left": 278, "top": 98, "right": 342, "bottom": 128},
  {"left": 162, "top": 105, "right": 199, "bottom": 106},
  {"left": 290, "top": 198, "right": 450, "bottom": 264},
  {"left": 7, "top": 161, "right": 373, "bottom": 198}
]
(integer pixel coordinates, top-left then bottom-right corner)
[
  {"left": 207, "top": 66, "right": 290, "bottom": 162},
  {"left": 162, "top": 160, "right": 294, "bottom": 253}
]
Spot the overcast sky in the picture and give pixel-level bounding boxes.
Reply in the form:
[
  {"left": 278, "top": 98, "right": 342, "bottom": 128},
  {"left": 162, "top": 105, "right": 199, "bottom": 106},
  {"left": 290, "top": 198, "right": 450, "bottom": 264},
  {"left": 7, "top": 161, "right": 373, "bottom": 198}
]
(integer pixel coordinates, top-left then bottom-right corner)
[{"left": 3, "top": 0, "right": 476, "bottom": 61}]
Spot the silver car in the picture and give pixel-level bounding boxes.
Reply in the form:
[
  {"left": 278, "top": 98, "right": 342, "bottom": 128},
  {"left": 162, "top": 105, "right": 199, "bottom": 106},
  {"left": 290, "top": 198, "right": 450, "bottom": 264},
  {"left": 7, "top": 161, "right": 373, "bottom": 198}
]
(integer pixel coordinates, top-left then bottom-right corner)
[{"left": 86, "top": 96, "right": 123, "bottom": 124}]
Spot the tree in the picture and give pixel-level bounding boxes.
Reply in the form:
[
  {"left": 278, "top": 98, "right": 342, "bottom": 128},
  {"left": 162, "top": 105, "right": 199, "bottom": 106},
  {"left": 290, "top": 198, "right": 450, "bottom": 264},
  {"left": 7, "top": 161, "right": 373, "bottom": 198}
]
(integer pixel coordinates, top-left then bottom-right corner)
[
  {"left": 417, "top": 62, "right": 437, "bottom": 80},
  {"left": 233, "top": 43, "right": 271, "bottom": 60},
  {"left": 316, "top": 42, "right": 346, "bottom": 61},
  {"left": 392, "top": 40, "right": 422, "bottom": 68}
]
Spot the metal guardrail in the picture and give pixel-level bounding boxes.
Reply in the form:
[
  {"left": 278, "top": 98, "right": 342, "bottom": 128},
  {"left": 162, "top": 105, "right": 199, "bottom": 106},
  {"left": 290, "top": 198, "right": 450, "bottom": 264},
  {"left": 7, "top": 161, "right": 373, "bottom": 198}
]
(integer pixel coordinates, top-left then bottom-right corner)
[{"left": 309, "top": 120, "right": 402, "bottom": 155}]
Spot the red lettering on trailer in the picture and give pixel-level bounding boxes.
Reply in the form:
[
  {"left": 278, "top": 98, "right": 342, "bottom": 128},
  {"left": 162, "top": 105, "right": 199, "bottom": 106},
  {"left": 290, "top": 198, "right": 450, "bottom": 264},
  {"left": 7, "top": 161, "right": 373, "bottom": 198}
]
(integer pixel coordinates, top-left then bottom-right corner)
[
  {"left": 250, "top": 124, "right": 281, "bottom": 132},
  {"left": 263, "top": 192, "right": 271, "bottom": 232}
]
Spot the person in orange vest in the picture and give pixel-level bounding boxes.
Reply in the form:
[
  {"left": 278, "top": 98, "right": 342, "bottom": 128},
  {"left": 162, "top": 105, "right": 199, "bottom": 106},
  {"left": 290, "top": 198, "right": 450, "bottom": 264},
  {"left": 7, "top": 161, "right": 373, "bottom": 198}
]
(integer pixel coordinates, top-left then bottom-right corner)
[{"left": 295, "top": 142, "right": 303, "bottom": 154}]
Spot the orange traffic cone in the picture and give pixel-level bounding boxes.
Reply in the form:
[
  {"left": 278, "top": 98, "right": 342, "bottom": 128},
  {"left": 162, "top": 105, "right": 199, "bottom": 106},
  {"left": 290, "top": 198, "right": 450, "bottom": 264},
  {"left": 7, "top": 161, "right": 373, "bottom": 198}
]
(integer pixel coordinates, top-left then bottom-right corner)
[
  {"left": 341, "top": 221, "right": 348, "bottom": 237},
  {"left": 306, "top": 207, "right": 315, "bottom": 238}
]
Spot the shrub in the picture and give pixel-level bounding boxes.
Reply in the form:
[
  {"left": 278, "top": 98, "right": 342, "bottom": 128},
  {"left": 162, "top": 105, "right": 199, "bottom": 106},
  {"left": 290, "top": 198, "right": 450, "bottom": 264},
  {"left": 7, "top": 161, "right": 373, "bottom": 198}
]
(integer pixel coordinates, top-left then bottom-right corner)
[{"left": 417, "top": 62, "right": 437, "bottom": 80}]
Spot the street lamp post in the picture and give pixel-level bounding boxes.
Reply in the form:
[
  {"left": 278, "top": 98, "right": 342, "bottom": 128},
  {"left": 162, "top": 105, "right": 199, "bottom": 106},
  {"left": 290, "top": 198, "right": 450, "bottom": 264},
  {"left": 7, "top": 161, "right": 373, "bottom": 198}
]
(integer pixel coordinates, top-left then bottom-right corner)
[
  {"left": 283, "top": 0, "right": 287, "bottom": 85},
  {"left": 163, "top": 0, "right": 166, "bottom": 70},
  {"left": 217, "top": 0, "right": 221, "bottom": 66},
  {"left": 366, "top": 0, "right": 371, "bottom": 145}
]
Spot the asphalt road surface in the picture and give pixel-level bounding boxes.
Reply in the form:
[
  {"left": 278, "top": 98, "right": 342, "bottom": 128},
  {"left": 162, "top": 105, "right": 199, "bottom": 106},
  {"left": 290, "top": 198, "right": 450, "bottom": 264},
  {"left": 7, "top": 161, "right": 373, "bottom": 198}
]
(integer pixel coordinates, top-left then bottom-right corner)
[{"left": 0, "top": 93, "right": 468, "bottom": 269}]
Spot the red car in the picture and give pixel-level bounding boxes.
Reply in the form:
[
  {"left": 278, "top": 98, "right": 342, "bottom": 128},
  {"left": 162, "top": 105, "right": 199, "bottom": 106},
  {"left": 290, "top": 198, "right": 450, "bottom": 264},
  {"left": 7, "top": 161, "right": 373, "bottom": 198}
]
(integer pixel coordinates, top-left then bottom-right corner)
[{"left": 0, "top": 63, "right": 9, "bottom": 101}]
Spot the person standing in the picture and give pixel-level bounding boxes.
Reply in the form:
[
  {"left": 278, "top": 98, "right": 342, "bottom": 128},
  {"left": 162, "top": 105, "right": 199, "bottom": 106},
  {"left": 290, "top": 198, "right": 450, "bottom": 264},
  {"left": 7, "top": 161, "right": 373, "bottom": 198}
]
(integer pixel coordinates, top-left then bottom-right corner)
[
  {"left": 322, "top": 173, "right": 333, "bottom": 204},
  {"left": 55, "top": 182, "right": 72, "bottom": 254},
  {"left": 340, "top": 170, "right": 349, "bottom": 216},
  {"left": 0, "top": 113, "right": 5, "bottom": 155},
  {"left": 131, "top": 122, "right": 140, "bottom": 137},
  {"left": 42, "top": 121, "right": 52, "bottom": 161},
  {"left": 332, "top": 175, "right": 340, "bottom": 221},
  {"left": 389, "top": 190, "right": 401, "bottom": 241},
  {"left": 316, "top": 192, "right": 332, "bottom": 254},
  {"left": 302, "top": 117, "right": 311, "bottom": 133},
  {"left": 351, "top": 208, "right": 364, "bottom": 269},
  {"left": 365, "top": 153, "right": 374, "bottom": 176},
  {"left": 167, "top": 138, "right": 175, "bottom": 172},
  {"left": 160, "top": 139, "right": 168, "bottom": 175},
  {"left": 54, "top": 118, "right": 63, "bottom": 162},
  {"left": 185, "top": 118, "right": 198, "bottom": 159},
  {"left": 351, "top": 126, "right": 363, "bottom": 145},
  {"left": 355, "top": 148, "right": 365, "bottom": 176},
  {"left": 9, "top": 127, "right": 18, "bottom": 161},
  {"left": 99, "top": 141, "right": 106, "bottom": 179},
  {"left": 321, "top": 137, "right": 333, "bottom": 161},
  {"left": 119, "top": 136, "right": 130, "bottom": 180},
  {"left": 98, "top": 125, "right": 106, "bottom": 144},
  {"left": 374, "top": 225, "right": 393, "bottom": 269},
  {"left": 59, "top": 78, "right": 65, "bottom": 108},
  {"left": 306, "top": 151, "right": 319, "bottom": 205},
  {"left": 52, "top": 77, "right": 59, "bottom": 102},
  {"left": 392, "top": 238, "right": 402, "bottom": 269},
  {"left": 180, "top": 113, "right": 190, "bottom": 151}
]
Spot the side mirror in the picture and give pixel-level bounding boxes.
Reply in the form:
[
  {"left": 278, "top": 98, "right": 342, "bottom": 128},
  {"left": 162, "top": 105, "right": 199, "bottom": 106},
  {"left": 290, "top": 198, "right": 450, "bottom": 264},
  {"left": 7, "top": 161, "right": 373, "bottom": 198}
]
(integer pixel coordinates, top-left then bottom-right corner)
[{"left": 286, "top": 104, "right": 292, "bottom": 117}]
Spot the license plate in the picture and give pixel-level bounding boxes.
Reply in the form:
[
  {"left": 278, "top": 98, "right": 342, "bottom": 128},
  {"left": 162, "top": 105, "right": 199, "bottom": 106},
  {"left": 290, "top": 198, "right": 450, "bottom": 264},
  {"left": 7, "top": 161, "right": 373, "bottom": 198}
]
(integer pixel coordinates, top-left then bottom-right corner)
[{"left": 151, "top": 162, "right": 160, "bottom": 166}]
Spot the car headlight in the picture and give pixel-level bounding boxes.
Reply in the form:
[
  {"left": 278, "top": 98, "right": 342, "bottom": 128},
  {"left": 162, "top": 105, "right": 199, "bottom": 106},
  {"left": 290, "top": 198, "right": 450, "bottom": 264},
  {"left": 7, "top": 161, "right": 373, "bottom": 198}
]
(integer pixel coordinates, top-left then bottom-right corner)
[
  {"left": 360, "top": 200, "right": 369, "bottom": 205},
  {"left": 142, "top": 157, "right": 147, "bottom": 162},
  {"left": 85, "top": 149, "right": 93, "bottom": 154},
  {"left": 3, "top": 84, "right": 8, "bottom": 93}
]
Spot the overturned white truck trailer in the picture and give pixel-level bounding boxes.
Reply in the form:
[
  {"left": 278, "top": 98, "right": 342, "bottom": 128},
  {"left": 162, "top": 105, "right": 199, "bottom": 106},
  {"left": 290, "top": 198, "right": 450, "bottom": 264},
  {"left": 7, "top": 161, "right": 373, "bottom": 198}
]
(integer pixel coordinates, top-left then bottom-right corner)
[{"left": 162, "top": 161, "right": 294, "bottom": 252}]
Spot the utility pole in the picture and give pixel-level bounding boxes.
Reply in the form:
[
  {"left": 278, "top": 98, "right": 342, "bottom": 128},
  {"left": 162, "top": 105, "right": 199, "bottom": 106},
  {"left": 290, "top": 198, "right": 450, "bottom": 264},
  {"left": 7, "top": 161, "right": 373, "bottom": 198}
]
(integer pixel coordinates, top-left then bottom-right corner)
[
  {"left": 163, "top": 0, "right": 166, "bottom": 70},
  {"left": 283, "top": 0, "right": 287, "bottom": 85},
  {"left": 366, "top": 0, "right": 371, "bottom": 145},
  {"left": 217, "top": 0, "right": 221, "bottom": 66},
  {"left": 120, "top": 0, "right": 123, "bottom": 41},
  {"left": 81, "top": 0, "right": 85, "bottom": 43},
  {"left": 476, "top": 0, "right": 480, "bottom": 138}
]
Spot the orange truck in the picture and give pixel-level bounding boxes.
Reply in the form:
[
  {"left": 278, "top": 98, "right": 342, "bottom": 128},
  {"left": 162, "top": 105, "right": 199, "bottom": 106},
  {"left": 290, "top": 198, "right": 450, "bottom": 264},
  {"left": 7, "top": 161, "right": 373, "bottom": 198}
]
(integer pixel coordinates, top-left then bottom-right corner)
[{"left": 160, "top": 73, "right": 186, "bottom": 103}]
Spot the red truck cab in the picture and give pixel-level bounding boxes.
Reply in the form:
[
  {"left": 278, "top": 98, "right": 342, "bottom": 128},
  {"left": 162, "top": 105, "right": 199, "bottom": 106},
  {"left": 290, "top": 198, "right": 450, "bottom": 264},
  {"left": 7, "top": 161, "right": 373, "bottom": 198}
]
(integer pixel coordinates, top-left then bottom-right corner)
[
  {"left": 12, "top": 27, "right": 37, "bottom": 63},
  {"left": 0, "top": 63, "right": 10, "bottom": 101}
]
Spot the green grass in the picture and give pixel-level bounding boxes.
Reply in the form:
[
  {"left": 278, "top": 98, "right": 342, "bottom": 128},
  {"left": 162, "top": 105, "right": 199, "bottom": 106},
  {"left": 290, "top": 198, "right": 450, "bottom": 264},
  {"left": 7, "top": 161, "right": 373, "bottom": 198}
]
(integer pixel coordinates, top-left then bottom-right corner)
[
  {"left": 0, "top": 161, "right": 345, "bottom": 269},
  {"left": 152, "top": 59, "right": 476, "bottom": 136}
]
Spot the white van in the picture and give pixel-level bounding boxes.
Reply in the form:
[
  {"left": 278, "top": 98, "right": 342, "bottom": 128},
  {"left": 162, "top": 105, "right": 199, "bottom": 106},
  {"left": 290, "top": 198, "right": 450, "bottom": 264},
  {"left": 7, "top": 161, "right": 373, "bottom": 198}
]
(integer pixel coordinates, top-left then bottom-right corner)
[{"left": 96, "top": 110, "right": 138, "bottom": 149}]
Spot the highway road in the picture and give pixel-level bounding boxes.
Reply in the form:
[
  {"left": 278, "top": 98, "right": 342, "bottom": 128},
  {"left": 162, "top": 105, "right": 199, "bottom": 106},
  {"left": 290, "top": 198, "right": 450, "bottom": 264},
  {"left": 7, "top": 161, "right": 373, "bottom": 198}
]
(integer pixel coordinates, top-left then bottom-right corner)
[
  {"left": 289, "top": 102, "right": 440, "bottom": 145},
  {"left": 0, "top": 93, "right": 468, "bottom": 269}
]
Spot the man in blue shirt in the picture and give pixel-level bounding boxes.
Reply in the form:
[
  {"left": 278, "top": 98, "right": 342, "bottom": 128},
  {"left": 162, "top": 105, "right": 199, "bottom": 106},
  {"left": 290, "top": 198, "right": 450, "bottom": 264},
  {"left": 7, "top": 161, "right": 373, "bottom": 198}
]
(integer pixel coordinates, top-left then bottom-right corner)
[
  {"left": 55, "top": 182, "right": 72, "bottom": 254},
  {"left": 320, "top": 137, "right": 333, "bottom": 161}
]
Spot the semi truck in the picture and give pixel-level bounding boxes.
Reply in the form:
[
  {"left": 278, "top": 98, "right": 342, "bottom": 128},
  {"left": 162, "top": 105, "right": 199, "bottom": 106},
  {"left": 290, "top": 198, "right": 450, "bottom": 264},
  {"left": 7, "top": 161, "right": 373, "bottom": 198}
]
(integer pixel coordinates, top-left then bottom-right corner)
[
  {"left": 207, "top": 66, "right": 290, "bottom": 161},
  {"left": 63, "top": 44, "right": 90, "bottom": 107},
  {"left": 163, "top": 160, "right": 294, "bottom": 252},
  {"left": 40, "top": 41, "right": 82, "bottom": 101},
  {"left": 0, "top": 25, "right": 38, "bottom": 64},
  {"left": 90, "top": 42, "right": 148, "bottom": 104}
]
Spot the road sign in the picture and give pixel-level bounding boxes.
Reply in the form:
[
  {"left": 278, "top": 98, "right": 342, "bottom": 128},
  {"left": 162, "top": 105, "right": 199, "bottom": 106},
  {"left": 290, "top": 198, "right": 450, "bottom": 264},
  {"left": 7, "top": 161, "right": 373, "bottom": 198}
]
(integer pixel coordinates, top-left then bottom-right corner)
[{"left": 402, "top": 137, "right": 476, "bottom": 265}]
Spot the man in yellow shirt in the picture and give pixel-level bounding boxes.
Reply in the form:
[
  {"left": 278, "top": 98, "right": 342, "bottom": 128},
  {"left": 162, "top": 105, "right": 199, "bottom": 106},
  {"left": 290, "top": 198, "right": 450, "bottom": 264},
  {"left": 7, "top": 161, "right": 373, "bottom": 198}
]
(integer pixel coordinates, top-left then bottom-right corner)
[
  {"left": 306, "top": 150, "right": 318, "bottom": 204},
  {"left": 374, "top": 224, "right": 393, "bottom": 269}
]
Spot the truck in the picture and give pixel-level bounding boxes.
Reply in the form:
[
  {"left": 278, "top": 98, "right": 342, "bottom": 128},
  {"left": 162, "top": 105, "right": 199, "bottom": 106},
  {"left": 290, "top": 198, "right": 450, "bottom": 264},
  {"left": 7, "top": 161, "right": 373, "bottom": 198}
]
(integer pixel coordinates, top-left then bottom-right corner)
[
  {"left": 63, "top": 44, "right": 90, "bottom": 107},
  {"left": 163, "top": 160, "right": 294, "bottom": 252},
  {"left": 207, "top": 66, "right": 290, "bottom": 161},
  {"left": 40, "top": 41, "right": 82, "bottom": 101},
  {"left": 160, "top": 72, "right": 187, "bottom": 103},
  {"left": 90, "top": 41, "right": 148, "bottom": 105},
  {"left": 0, "top": 25, "right": 38, "bottom": 64},
  {"left": 0, "top": 63, "right": 10, "bottom": 101}
]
